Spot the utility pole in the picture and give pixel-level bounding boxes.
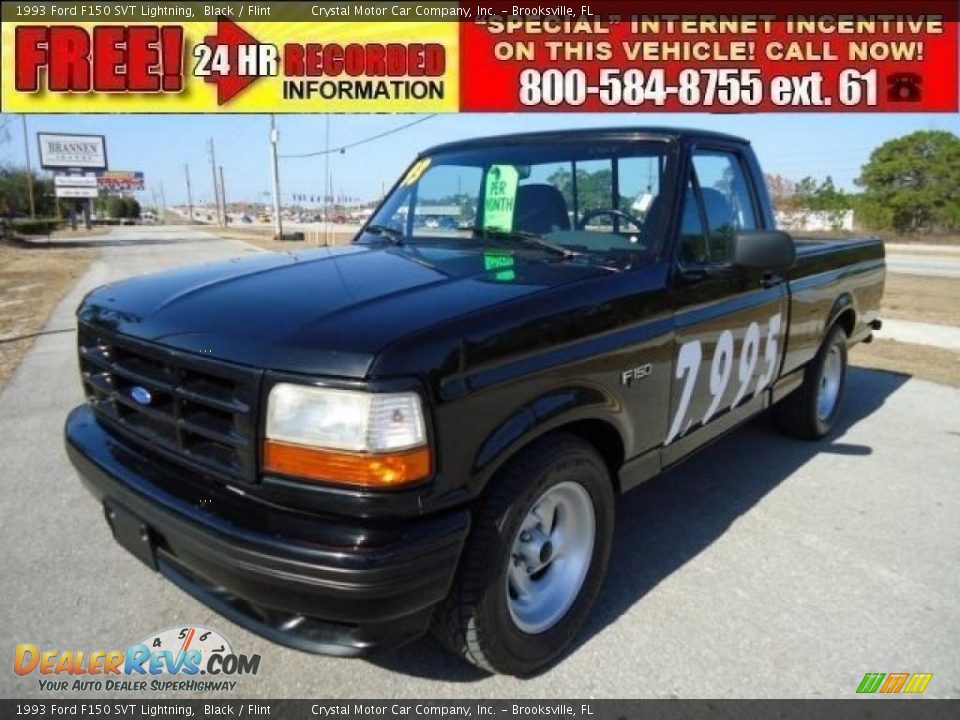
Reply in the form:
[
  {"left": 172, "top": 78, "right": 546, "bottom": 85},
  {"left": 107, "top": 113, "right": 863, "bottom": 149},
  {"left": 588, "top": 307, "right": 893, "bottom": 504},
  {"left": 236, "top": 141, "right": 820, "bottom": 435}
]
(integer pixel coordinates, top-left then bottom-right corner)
[
  {"left": 219, "top": 165, "right": 227, "bottom": 225},
  {"left": 159, "top": 182, "right": 167, "bottom": 224},
  {"left": 269, "top": 114, "right": 283, "bottom": 241},
  {"left": 323, "top": 114, "right": 331, "bottom": 245},
  {"left": 21, "top": 115, "right": 36, "bottom": 219},
  {"left": 184, "top": 162, "right": 194, "bottom": 223},
  {"left": 208, "top": 138, "right": 222, "bottom": 226}
]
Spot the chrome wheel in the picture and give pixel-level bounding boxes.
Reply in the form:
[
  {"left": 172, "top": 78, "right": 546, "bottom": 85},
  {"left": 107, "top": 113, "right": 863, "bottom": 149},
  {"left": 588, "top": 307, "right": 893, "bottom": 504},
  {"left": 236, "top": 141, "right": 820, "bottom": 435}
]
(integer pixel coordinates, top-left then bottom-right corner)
[
  {"left": 506, "top": 481, "right": 596, "bottom": 635},
  {"left": 817, "top": 345, "right": 843, "bottom": 421}
]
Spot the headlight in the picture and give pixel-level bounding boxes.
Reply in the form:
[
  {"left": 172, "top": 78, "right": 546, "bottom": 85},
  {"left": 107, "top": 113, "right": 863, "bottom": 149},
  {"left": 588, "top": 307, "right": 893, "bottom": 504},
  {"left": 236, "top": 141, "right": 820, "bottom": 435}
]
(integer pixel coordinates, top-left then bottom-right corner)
[{"left": 263, "top": 384, "right": 430, "bottom": 488}]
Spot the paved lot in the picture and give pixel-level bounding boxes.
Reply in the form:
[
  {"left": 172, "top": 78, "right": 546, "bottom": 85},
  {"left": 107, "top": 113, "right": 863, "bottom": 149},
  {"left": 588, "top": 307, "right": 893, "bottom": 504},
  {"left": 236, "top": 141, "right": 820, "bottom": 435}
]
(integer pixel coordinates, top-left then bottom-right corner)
[{"left": 1, "top": 226, "right": 958, "bottom": 699}]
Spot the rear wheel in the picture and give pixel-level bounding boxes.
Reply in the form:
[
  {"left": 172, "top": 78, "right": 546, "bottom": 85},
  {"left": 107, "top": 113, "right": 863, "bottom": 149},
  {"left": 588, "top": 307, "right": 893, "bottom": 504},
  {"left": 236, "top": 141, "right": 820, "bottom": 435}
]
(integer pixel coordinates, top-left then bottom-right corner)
[
  {"left": 776, "top": 323, "right": 848, "bottom": 439},
  {"left": 432, "top": 433, "right": 615, "bottom": 676}
]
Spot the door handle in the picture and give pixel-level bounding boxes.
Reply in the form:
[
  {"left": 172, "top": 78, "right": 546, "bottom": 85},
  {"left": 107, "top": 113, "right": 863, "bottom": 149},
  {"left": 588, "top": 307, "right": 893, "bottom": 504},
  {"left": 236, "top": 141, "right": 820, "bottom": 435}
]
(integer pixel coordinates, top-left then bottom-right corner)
[{"left": 761, "top": 273, "right": 784, "bottom": 289}]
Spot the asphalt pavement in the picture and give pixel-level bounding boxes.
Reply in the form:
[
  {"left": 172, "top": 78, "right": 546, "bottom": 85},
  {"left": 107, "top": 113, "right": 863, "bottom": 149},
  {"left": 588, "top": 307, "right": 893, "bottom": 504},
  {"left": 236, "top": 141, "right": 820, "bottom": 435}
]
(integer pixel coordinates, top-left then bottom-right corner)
[
  {"left": 878, "top": 319, "right": 960, "bottom": 352},
  {"left": 1, "top": 226, "right": 958, "bottom": 699},
  {"left": 885, "top": 246, "right": 960, "bottom": 279}
]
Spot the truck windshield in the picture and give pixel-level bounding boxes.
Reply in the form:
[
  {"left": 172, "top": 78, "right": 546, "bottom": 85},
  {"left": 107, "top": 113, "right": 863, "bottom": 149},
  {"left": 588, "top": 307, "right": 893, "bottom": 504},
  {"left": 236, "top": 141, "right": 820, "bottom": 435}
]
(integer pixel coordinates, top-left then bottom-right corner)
[{"left": 363, "top": 140, "right": 675, "bottom": 265}]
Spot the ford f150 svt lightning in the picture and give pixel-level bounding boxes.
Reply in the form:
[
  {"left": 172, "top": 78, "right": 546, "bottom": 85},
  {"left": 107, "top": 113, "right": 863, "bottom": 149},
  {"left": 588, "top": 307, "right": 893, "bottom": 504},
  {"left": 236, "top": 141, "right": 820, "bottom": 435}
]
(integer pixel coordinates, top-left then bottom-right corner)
[{"left": 66, "top": 128, "right": 885, "bottom": 676}]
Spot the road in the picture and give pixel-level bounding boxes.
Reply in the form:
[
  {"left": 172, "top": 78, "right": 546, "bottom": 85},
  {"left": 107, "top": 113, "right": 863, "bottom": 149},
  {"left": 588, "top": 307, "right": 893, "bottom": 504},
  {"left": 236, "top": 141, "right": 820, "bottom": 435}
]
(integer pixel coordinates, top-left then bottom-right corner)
[
  {"left": 878, "top": 319, "right": 960, "bottom": 352},
  {"left": 886, "top": 245, "right": 960, "bottom": 279},
  {"left": 1, "top": 226, "right": 958, "bottom": 699},
  {"left": 886, "top": 256, "right": 960, "bottom": 279}
]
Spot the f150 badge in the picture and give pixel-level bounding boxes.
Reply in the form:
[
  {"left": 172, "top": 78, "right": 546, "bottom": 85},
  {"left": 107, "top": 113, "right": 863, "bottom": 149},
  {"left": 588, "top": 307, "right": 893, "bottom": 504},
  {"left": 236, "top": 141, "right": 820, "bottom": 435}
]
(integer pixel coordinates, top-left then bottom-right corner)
[{"left": 621, "top": 364, "right": 653, "bottom": 386}]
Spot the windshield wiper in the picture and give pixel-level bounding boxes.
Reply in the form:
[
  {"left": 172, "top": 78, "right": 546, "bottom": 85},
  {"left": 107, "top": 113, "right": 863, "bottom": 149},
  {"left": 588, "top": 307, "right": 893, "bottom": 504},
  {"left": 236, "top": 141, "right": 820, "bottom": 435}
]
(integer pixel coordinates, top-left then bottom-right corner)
[
  {"left": 460, "top": 226, "right": 578, "bottom": 259},
  {"left": 363, "top": 224, "right": 405, "bottom": 245}
]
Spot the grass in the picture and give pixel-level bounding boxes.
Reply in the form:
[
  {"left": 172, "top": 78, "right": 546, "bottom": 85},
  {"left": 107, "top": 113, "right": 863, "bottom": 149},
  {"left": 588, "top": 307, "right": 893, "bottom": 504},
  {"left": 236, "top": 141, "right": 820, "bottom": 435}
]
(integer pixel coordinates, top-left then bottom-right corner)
[
  {"left": 851, "top": 340, "right": 960, "bottom": 389},
  {"left": 0, "top": 242, "right": 97, "bottom": 389},
  {"left": 50, "top": 227, "right": 111, "bottom": 240},
  {"left": 848, "top": 274, "right": 960, "bottom": 387},
  {"left": 880, "top": 275, "right": 960, "bottom": 326}
]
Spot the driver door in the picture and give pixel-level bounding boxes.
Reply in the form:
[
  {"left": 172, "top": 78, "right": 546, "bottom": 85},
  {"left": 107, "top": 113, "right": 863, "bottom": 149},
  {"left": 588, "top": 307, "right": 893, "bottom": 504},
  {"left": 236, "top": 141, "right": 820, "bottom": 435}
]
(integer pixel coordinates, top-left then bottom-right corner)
[{"left": 663, "top": 146, "right": 788, "bottom": 463}]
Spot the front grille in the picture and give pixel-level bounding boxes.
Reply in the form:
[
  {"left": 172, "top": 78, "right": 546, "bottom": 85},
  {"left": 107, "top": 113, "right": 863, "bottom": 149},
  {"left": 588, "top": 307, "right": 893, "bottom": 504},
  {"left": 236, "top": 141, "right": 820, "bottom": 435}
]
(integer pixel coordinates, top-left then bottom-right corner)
[{"left": 78, "top": 324, "right": 262, "bottom": 484}]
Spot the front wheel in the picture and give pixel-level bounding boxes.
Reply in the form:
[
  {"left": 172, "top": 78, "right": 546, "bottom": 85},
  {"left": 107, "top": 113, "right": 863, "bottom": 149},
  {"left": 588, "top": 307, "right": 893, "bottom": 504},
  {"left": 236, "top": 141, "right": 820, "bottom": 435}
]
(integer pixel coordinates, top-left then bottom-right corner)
[
  {"left": 432, "top": 433, "right": 615, "bottom": 676},
  {"left": 776, "top": 323, "right": 849, "bottom": 439}
]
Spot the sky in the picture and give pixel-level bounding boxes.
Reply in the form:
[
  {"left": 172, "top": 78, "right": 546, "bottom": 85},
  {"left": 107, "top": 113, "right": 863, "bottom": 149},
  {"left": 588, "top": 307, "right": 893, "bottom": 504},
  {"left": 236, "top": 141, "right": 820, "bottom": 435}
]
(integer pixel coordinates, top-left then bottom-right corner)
[{"left": 1, "top": 112, "right": 957, "bottom": 207}]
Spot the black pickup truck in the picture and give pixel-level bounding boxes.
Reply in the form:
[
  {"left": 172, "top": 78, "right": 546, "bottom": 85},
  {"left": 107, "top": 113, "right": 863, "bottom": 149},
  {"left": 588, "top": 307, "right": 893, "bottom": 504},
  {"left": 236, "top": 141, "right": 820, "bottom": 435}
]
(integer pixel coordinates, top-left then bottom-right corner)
[{"left": 66, "top": 127, "right": 884, "bottom": 676}]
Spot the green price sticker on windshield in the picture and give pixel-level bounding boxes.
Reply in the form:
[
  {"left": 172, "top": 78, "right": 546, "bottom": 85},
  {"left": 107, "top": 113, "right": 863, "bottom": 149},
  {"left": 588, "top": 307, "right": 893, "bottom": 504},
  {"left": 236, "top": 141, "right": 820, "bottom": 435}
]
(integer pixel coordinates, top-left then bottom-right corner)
[
  {"left": 483, "top": 164, "right": 519, "bottom": 231},
  {"left": 484, "top": 251, "right": 516, "bottom": 282}
]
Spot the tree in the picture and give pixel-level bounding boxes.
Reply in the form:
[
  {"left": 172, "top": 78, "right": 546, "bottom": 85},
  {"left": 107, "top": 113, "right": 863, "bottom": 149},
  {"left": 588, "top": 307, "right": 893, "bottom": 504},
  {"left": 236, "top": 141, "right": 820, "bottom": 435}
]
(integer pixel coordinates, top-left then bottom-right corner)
[
  {"left": 546, "top": 166, "right": 615, "bottom": 216},
  {"left": 124, "top": 197, "right": 141, "bottom": 219},
  {"left": 794, "top": 177, "right": 818, "bottom": 203},
  {"left": 0, "top": 166, "right": 56, "bottom": 217},
  {"left": 93, "top": 190, "right": 111, "bottom": 218},
  {"left": 764, "top": 173, "right": 797, "bottom": 211},
  {"left": 856, "top": 130, "right": 960, "bottom": 233},
  {"left": 789, "top": 176, "right": 853, "bottom": 230},
  {"left": 805, "top": 177, "right": 848, "bottom": 212},
  {"left": 106, "top": 195, "right": 127, "bottom": 219},
  {"left": 811, "top": 177, "right": 852, "bottom": 230}
]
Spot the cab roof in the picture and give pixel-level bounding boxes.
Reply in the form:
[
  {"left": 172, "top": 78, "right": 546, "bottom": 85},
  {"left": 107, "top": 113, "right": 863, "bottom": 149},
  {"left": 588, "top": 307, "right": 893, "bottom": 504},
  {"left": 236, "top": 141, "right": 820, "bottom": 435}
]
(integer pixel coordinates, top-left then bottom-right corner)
[{"left": 422, "top": 126, "right": 750, "bottom": 156}]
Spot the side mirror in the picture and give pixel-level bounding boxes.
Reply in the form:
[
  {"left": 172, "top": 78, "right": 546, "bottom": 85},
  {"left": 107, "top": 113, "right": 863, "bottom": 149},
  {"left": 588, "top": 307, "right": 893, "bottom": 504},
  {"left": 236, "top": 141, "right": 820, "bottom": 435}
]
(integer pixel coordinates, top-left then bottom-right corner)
[{"left": 732, "top": 230, "right": 795, "bottom": 271}]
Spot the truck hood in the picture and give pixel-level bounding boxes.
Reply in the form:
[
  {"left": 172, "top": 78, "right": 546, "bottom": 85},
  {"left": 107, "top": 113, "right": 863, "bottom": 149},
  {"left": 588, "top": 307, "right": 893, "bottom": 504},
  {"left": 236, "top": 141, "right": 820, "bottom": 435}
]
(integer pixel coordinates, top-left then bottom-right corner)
[{"left": 78, "top": 244, "right": 610, "bottom": 378}]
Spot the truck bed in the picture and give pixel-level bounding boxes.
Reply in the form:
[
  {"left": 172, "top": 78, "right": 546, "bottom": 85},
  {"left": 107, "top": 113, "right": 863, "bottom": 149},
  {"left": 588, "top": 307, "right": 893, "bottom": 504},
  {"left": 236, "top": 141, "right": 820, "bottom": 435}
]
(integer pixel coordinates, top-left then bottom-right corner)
[{"left": 781, "top": 235, "right": 885, "bottom": 376}]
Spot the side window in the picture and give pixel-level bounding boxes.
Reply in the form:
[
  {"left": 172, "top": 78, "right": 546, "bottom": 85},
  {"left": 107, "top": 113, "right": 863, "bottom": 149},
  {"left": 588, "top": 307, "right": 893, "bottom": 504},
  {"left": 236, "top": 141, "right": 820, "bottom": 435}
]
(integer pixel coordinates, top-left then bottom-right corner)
[
  {"left": 681, "top": 150, "right": 759, "bottom": 266},
  {"left": 679, "top": 178, "right": 708, "bottom": 265}
]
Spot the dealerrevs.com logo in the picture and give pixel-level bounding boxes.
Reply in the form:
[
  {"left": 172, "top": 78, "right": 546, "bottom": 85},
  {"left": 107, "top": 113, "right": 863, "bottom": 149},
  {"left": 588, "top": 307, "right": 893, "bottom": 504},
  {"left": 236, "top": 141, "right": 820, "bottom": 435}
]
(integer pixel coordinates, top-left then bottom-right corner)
[{"left": 14, "top": 626, "right": 260, "bottom": 693}]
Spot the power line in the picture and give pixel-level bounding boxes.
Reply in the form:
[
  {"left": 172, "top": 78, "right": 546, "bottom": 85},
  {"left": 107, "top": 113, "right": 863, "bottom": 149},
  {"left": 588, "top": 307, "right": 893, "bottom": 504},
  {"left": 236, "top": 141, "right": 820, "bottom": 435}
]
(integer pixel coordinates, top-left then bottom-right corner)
[{"left": 279, "top": 115, "right": 437, "bottom": 159}]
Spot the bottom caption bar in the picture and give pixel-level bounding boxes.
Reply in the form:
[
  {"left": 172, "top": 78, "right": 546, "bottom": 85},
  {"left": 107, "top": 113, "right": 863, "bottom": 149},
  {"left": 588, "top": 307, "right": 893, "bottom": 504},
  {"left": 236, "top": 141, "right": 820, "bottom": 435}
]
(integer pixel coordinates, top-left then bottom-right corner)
[{"left": 5, "top": 701, "right": 960, "bottom": 720}]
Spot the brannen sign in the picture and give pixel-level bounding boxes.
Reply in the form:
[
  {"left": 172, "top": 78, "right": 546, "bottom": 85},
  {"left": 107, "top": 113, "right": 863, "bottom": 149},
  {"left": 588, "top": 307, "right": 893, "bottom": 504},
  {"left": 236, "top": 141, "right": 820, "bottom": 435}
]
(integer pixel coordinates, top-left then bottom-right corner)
[{"left": 37, "top": 133, "right": 107, "bottom": 170}]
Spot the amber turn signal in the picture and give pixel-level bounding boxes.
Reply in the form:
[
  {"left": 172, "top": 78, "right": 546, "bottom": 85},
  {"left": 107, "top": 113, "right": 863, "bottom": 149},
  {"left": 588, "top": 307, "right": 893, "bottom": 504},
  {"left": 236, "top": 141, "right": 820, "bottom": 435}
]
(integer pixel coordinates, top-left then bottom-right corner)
[{"left": 263, "top": 440, "right": 431, "bottom": 488}]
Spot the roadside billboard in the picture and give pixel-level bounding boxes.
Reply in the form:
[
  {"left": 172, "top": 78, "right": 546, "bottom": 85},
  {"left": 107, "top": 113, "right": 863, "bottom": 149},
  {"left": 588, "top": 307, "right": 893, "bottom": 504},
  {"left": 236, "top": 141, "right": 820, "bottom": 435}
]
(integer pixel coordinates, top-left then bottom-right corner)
[
  {"left": 53, "top": 186, "right": 99, "bottom": 199},
  {"left": 53, "top": 176, "right": 98, "bottom": 189},
  {"left": 37, "top": 133, "right": 107, "bottom": 170},
  {"left": 53, "top": 174, "right": 99, "bottom": 198},
  {"left": 98, "top": 171, "right": 145, "bottom": 192}
]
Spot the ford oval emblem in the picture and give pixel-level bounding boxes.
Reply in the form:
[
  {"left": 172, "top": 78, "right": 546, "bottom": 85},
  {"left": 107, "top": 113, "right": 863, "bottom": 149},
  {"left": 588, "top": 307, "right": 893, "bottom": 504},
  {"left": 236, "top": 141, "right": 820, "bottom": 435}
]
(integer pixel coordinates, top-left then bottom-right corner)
[{"left": 130, "top": 386, "right": 153, "bottom": 406}]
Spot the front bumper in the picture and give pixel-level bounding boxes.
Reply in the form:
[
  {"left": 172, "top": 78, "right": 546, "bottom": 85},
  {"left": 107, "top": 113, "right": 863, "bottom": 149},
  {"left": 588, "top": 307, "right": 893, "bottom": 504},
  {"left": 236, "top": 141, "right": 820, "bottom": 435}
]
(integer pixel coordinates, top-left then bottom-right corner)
[{"left": 65, "top": 405, "right": 470, "bottom": 656}]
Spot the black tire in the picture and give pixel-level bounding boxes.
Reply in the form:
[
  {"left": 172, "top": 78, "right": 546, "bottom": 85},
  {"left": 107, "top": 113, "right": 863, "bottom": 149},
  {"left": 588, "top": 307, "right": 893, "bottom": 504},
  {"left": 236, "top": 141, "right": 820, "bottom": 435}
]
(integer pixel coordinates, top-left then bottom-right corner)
[
  {"left": 432, "top": 432, "right": 615, "bottom": 676},
  {"left": 776, "top": 323, "right": 848, "bottom": 439}
]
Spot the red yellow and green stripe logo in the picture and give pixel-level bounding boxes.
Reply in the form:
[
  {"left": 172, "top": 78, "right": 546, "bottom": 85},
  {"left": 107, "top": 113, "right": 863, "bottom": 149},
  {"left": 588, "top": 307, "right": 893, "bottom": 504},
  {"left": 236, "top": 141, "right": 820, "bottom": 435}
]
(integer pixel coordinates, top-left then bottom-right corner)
[{"left": 857, "top": 672, "right": 933, "bottom": 694}]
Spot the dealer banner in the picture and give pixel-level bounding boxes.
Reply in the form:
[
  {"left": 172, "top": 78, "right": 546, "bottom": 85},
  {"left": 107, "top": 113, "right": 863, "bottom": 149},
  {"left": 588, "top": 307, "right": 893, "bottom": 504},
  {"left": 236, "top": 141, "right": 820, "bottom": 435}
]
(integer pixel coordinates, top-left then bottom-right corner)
[{"left": 1, "top": 0, "right": 957, "bottom": 113}]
